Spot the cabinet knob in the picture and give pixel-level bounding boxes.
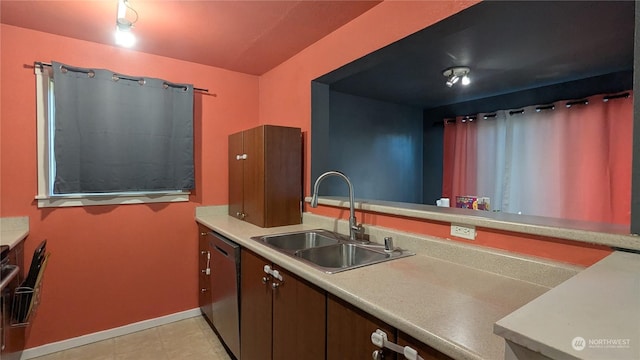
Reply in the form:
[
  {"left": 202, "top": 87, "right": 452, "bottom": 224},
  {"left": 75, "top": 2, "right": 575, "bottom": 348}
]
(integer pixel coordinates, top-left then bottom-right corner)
[
  {"left": 262, "top": 276, "right": 269, "bottom": 284},
  {"left": 201, "top": 288, "right": 207, "bottom": 293},
  {"left": 271, "top": 282, "right": 280, "bottom": 289},
  {"left": 372, "top": 350, "right": 384, "bottom": 360},
  {"left": 236, "top": 154, "right": 248, "bottom": 160},
  {"left": 200, "top": 232, "right": 207, "bottom": 236},
  {"left": 236, "top": 212, "right": 246, "bottom": 219}
]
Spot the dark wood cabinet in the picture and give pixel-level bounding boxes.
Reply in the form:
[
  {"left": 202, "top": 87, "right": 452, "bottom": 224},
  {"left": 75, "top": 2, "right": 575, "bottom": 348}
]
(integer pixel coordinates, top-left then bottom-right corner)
[
  {"left": 272, "top": 265, "right": 325, "bottom": 360},
  {"left": 240, "top": 249, "right": 272, "bottom": 360},
  {"left": 327, "top": 294, "right": 397, "bottom": 360},
  {"left": 229, "top": 125, "right": 302, "bottom": 228},
  {"left": 397, "top": 331, "right": 453, "bottom": 360},
  {"left": 241, "top": 249, "right": 325, "bottom": 360},
  {"left": 1, "top": 241, "right": 26, "bottom": 360},
  {"left": 198, "top": 225, "right": 213, "bottom": 322}
]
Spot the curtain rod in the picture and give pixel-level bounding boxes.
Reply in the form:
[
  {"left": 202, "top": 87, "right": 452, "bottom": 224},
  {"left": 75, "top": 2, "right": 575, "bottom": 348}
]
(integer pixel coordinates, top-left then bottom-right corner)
[{"left": 34, "top": 62, "right": 209, "bottom": 93}]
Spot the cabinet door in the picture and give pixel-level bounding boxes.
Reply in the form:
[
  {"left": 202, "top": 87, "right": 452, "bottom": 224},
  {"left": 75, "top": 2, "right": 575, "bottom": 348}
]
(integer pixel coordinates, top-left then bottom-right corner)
[
  {"left": 327, "top": 294, "right": 397, "bottom": 360},
  {"left": 1, "top": 242, "right": 26, "bottom": 360},
  {"left": 272, "top": 266, "right": 325, "bottom": 360},
  {"left": 228, "top": 131, "right": 245, "bottom": 220},
  {"left": 240, "top": 249, "right": 272, "bottom": 360},
  {"left": 263, "top": 125, "right": 302, "bottom": 227},
  {"left": 242, "top": 126, "right": 266, "bottom": 227},
  {"left": 198, "top": 226, "right": 213, "bottom": 322},
  {"left": 397, "top": 331, "right": 453, "bottom": 360}
]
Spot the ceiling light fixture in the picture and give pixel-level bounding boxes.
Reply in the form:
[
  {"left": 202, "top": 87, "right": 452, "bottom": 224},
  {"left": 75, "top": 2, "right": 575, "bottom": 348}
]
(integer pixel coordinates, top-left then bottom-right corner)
[
  {"left": 115, "top": 0, "right": 138, "bottom": 48},
  {"left": 443, "top": 66, "right": 471, "bottom": 88}
]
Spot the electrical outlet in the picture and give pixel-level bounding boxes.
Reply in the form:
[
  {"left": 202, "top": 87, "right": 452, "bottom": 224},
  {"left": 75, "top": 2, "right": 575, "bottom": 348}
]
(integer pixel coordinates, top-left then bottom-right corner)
[{"left": 451, "top": 224, "right": 476, "bottom": 240}]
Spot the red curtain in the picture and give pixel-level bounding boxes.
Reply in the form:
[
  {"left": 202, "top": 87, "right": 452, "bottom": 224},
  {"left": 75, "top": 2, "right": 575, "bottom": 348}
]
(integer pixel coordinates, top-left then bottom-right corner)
[
  {"left": 442, "top": 117, "right": 477, "bottom": 201},
  {"left": 441, "top": 92, "right": 632, "bottom": 225}
]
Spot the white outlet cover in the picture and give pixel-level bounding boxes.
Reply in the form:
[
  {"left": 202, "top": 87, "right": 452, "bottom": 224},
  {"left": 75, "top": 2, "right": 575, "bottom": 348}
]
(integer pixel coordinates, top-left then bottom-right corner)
[{"left": 450, "top": 224, "right": 476, "bottom": 240}]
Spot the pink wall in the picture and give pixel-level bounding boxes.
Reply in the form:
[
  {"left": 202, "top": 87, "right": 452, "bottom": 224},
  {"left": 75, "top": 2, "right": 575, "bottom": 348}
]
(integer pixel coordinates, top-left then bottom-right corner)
[
  {"left": 259, "top": 0, "right": 480, "bottom": 187},
  {"left": 0, "top": 24, "right": 259, "bottom": 347},
  {"left": 257, "top": 0, "right": 612, "bottom": 266}
]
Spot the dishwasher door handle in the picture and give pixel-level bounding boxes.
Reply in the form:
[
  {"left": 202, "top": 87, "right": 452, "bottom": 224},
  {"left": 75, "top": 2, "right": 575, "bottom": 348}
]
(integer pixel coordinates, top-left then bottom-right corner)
[{"left": 214, "top": 245, "right": 228, "bottom": 257}]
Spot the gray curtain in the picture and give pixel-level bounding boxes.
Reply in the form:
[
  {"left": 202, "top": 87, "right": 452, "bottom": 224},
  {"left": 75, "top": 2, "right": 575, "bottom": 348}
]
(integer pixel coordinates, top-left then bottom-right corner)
[{"left": 52, "top": 61, "right": 194, "bottom": 194}]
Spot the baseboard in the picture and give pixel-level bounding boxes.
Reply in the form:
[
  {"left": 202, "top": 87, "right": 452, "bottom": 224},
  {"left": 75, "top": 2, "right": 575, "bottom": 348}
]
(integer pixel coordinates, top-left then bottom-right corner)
[{"left": 20, "top": 308, "right": 202, "bottom": 359}]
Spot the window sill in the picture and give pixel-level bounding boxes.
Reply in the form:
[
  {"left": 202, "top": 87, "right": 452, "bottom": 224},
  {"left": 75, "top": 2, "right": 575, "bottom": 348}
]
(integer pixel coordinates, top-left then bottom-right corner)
[{"left": 35, "top": 192, "right": 190, "bottom": 208}]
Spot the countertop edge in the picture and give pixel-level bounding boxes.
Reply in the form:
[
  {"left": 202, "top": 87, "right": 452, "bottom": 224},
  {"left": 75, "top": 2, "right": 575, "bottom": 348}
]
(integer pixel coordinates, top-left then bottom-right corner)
[{"left": 493, "top": 251, "right": 640, "bottom": 360}]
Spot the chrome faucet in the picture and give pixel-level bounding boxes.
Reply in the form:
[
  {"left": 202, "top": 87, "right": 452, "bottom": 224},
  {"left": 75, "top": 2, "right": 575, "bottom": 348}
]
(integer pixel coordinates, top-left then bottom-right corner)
[{"left": 310, "top": 171, "right": 364, "bottom": 242}]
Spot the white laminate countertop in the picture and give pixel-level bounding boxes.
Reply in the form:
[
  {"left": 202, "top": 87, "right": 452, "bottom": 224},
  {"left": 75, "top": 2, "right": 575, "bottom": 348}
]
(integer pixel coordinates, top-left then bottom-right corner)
[
  {"left": 308, "top": 197, "right": 640, "bottom": 251},
  {"left": 0, "top": 217, "right": 29, "bottom": 249},
  {"left": 196, "top": 212, "right": 557, "bottom": 360},
  {"left": 494, "top": 251, "right": 640, "bottom": 360}
]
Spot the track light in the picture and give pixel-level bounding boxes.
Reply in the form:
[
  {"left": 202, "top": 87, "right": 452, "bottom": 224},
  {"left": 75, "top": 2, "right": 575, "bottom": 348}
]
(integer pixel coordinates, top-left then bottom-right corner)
[
  {"left": 115, "top": 0, "right": 138, "bottom": 48},
  {"left": 443, "top": 67, "right": 471, "bottom": 88},
  {"left": 445, "top": 75, "right": 459, "bottom": 87}
]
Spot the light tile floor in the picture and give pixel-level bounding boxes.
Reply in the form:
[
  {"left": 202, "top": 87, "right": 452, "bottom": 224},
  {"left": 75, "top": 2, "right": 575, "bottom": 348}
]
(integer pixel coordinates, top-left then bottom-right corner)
[{"left": 33, "top": 316, "right": 233, "bottom": 360}]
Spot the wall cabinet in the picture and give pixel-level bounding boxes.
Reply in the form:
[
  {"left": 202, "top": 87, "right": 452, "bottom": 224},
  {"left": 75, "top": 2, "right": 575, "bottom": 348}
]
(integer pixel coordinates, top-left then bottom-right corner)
[
  {"left": 229, "top": 125, "right": 302, "bottom": 228},
  {"left": 240, "top": 249, "right": 325, "bottom": 360}
]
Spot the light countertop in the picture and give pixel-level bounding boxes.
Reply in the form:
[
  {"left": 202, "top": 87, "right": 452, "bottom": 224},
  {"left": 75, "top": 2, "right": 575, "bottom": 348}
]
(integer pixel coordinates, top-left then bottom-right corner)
[
  {"left": 196, "top": 211, "right": 570, "bottom": 360},
  {"left": 308, "top": 196, "right": 640, "bottom": 251},
  {"left": 1, "top": 217, "right": 29, "bottom": 249},
  {"left": 494, "top": 251, "right": 640, "bottom": 359}
]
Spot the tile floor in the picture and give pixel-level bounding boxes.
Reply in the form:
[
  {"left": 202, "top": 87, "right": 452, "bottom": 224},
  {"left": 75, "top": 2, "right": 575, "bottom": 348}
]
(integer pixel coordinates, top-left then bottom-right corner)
[{"left": 32, "top": 316, "right": 233, "bottom": 360}]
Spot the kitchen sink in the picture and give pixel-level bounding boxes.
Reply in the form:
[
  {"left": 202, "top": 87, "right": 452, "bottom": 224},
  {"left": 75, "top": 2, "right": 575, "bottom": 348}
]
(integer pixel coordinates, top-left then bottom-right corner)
[
  {"left": 252, "top": 229, "right": 342, "bottom": 251},
  {"left": 251, "top": 229, "right": 413, "bottom": 274},
  {"left": 295, "top": 243, "right": 391, "bottom": 272}
]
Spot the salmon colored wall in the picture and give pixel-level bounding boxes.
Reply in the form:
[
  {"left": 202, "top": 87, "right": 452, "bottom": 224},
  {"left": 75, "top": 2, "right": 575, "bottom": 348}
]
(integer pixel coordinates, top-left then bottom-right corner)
[
  {"left": 257, "top": 0, "right": 613, "bottom": 266},
  {"left": 0, "top": 24, "right": 259, "bottom": 348}
]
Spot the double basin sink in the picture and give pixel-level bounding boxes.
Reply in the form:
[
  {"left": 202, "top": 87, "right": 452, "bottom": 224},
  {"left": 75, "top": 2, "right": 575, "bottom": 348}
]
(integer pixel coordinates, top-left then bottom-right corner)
[{"left": 251, "top": 229, "right": 414, "bottom": 274}]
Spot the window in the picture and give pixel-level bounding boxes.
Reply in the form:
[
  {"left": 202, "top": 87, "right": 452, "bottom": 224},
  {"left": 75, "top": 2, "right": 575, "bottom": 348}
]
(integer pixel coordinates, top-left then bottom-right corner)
[{"left": 35, "top": 63, "right": 194, "bottom": 208}]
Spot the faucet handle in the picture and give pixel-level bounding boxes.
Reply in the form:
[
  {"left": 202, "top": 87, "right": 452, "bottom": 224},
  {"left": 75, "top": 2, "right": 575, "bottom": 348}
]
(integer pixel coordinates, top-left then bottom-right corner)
[{"left": 352, "top": 224, "right": 368, "bottom": 242}]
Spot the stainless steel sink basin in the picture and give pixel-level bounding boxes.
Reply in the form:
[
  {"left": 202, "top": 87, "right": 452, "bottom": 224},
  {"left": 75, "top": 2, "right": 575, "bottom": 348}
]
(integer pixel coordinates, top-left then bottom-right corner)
[
  {"left": 251, "top": 229, "right": 414, "bottom": 274},
  {"left": 252, "top": 229, "right": 342, "bottom": 252},
  {"left": 295, "top": 243, "right": 390, "bottom": 272}
]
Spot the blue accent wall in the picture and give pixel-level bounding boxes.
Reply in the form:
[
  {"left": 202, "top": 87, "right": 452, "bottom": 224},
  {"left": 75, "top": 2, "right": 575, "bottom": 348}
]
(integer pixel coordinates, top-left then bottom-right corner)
[{"left": 312, "top": 89, "right": 424, "bottom": 203}]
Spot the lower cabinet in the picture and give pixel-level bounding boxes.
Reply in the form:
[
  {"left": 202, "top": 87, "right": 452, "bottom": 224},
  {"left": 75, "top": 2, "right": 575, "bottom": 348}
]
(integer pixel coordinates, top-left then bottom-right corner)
[
  {"left": 240, "top": 249, "right": 325, "bottom": 360},
  {"left": 218, "top": 246, "right": 455, "bottom": 360},
  {"left": 198, "top": 225, "right": 213, "bottom": 322},
  {"left": 1, "top": 240, "right": 26, "bottom": 360},
  {"left": 327, "top": 294, "right": 397, "bottom": 360}
]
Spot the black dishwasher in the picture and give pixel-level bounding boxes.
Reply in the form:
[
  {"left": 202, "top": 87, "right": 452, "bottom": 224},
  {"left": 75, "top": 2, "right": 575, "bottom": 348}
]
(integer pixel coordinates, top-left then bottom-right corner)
[{"left": 206, "top": 232, "right": 240, "bottom": 359}]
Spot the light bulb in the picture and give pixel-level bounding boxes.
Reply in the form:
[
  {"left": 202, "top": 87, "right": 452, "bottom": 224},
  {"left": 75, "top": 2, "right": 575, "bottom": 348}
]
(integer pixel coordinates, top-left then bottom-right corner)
[
  {"left": 461, "top": 75, "right": 470, "bottom": 86},
  {"left": 115, "top": 27, "right": 136, "bottom": 48}
]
